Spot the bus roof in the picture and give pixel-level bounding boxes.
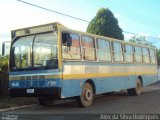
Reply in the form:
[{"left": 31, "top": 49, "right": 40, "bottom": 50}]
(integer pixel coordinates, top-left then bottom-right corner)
[
  {"left": 11, "top": 22, "right": 60, "bottom": 39},
  {"left": 11, "top": 22, "right": 155, "bottom": 50}
]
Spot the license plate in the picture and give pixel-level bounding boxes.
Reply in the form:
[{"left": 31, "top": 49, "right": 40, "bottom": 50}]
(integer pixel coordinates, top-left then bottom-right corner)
[{"left": 26, "top": 89, "right": 34, "bottom": 93}]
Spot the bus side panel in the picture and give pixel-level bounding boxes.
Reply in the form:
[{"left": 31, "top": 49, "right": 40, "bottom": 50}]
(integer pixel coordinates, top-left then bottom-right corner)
[
  {"left": 61, "top": 61, "right": 83, "bottom": 98},
  {"left": 142, "top": 65, "right": 158, "bottom": 86},
  {"left": 61, "top": 61, "right": 157, "bottom": 98},
  {"left": 142, "top": 74, "right": 157, "bottom": 86},
  {"left": 93, "top": 75, "right": 137, "bottom": 94},
  {"left": 61, "top": 79, "right": 84, "bottom": 98},
  {"left": 61, "top": 76, "right": 137, "bottom": 97}
]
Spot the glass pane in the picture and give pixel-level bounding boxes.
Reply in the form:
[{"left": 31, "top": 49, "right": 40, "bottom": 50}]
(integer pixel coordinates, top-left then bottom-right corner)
[
  {"left": 142, "top": 48, "right": 150, "bottom": 63},
  {"left": 33, "top": 33, "right": 58, "bottom": 69},
  {"left": 82, "top": 36, "right": 95, "bottom": 60},
  {"left": 98, "top": 39, "right": 111, "bottom": 61},
  {"left": 150, "top": 49, "right": 155, "bottom": 64},
  {"left": 62, "top": 34, "right": 81, "bottom": 60},
  {"left": 82, "top": 36, "right": 94, "bottom": 48},
  {"left": 135, "top": 47, "right": 142, "bottom": 62},
  {"left": 125, "top": 45, "right": 133, "bottom": 62},
  {"left": 113, "top": 42, "right": 123, "bottom": 61},
  {"left": 12, "top": 35, "right": 33, "bottom": 69}
]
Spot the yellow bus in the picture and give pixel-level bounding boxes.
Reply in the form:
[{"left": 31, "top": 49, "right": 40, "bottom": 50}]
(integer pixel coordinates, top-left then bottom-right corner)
[{"left": 9, "top": 22, "right": 157, "bottom": 107}]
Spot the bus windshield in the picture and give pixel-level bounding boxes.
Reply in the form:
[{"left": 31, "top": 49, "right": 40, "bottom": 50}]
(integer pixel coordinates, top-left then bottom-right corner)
[{"left": 10, "top": 32, "right": 58, "bottom": 71}]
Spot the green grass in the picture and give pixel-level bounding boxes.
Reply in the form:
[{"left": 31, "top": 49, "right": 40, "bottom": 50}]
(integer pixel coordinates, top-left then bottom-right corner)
[{"left": 0, "top": 97, "right": 38, "bottom": 109}]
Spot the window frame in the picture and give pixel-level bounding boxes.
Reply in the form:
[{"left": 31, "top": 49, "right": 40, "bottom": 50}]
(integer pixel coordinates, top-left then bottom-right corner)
[
  {"left": 134, "top": 46, "right": 143, "bottom": 63},
  {"left": 112, "top": 42, "right": 124, "bottom": 62},
  {"left": 124, "top": 44, "right": 134, "bottom": 63},
  {"left": 149, "top": 49, "right": 156, "bottom": 64},
  {"left": 97, "top": 38, "right": 112, "bottom": 62},
  {"left": 81, "top": 35, "right": 96, "bottom": 61},
  {"left": 62, "top": 32, "right": 82, "bottom": 60},
  {"left": 142, "top": 47, "right": 150, "bottom": 64}
]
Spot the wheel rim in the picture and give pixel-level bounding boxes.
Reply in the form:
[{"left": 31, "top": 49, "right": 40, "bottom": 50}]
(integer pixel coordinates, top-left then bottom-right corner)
[{"left": 84, "top": 89, "right": 92, "bottom": 101}]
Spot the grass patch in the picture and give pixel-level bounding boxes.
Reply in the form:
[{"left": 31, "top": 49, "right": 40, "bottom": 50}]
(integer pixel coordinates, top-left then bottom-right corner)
[{"left": 0, "top": 97, "right": 38, "bottom": 109}]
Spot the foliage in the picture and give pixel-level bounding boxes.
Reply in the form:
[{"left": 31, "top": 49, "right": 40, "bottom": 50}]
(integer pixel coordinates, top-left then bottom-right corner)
[
  {"left": 156, "top": 49, "right": 160, "bottom": 66},
  {"left": 129, "top": 36, "right": 155, "bottom": 47},
  {"left": 86, "top": 8, "right": 124, "bottom": 40},
  {"left": 0, "top": 55, "right": 9, "bottom": 71},
  {"left": 128, "top": 35, "right": 160, "bottom": 65}
]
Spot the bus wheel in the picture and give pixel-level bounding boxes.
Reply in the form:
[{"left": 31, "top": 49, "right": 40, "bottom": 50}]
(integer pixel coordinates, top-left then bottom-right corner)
[
  {"left": 127, "top": 79, "right": 142, "bottom": 96},
  {"left": 134, "top": 79, "right": 142, "bottom": 95},
  {"left": 39, "top": 97, "right": 55, "bottom": 106},
  {"left": 78, "top": 82, "right": 94, "bottom": 107}
]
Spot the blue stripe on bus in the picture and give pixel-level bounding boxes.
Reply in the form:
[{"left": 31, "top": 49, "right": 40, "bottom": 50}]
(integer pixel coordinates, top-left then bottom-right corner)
[
  {"left": 9, "top": 69, "right": 59, "bottom": 76},
  {"left": 9, "top": 78, "right": 61, "bottom": 88}
]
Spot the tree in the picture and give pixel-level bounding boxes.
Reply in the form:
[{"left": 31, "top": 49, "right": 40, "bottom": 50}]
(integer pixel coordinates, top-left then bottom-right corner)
[
  {"left": 156, "top": 49, "right": 160, "bottom": 66},
  {"left": 0, "top": 55, "right": 9, "bottom": 71},
  {"left": 129, "top": 36, "right": 155, "bottom": 47},
  {"left": 129, "top": 35, "right": 160, "bottom": 65},
  {"left": 86, "top": 8, "right": 124, "bottom": 40}
]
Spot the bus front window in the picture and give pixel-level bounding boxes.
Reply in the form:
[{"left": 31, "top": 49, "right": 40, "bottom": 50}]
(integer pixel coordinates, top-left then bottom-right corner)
[
  {"left": 33, "top": 33, "right": 58, "bottom": 69},
  {"left": 10, "top": 32, "right": 58, "bottom": 71},
  {"left": 12, "top": 36, "right": 33, "bottom": 69}
]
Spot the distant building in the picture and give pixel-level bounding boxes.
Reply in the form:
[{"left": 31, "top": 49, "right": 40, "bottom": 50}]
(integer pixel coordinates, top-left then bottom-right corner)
[{"left": 0, "top": 41, "right": 11, "bottom": 56}]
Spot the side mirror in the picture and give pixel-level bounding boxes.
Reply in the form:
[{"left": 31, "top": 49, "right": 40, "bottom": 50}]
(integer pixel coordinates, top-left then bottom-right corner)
[
  {"left": 67, "top": 35, "right": 72, "bottom": 47},
  {"left": 62, "top": 33, "right": 72, "bottom": 47}
]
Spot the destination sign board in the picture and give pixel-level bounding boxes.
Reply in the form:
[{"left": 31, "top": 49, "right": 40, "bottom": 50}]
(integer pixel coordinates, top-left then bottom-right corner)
[{"left": 13, "top": 23, "right": 57, "bottom": 38}]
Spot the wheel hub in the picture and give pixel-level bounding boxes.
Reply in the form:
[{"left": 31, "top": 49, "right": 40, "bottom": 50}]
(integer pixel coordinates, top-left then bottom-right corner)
[{"left": 85, "top": 89, "right": 92, "bottom": 101}]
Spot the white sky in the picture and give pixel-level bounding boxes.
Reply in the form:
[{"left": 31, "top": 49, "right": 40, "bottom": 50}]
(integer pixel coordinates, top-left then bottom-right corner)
[
  {"left": 1, "top": 0, "right": 160, "bottom": 48},
  {"left": 0, "top": 0, "right": 89, "bottom": 43}
]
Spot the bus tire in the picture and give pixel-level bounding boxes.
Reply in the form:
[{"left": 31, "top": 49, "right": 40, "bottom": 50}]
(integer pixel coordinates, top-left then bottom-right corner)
[
  {"left": 39, "top": 97, "right": 55, "bottom": 106},
  {"left": 133, "top": 78, "right": 142, "bottom": 95},
  {"left": 77, "top": 82, "right": 94, "bottom": 107},
  {"left": 127, "top": 79, "right": 142, "bottom": 96}
]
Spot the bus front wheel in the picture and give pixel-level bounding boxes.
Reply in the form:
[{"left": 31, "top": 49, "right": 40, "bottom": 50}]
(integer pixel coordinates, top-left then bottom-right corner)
[
  {"left": 39, "top": 97, "right": 55, "bottom": 106},
  {"left": 77, "top": 82, "right": 94, "bottom": 107}
]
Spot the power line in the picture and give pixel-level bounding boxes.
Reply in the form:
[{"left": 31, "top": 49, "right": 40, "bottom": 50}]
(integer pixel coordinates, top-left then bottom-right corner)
[
  {"left": 17, "top": 0, "right": 160, "bottom": 40},
  {"left": 123, "top": 31, "right": 159, "bottom": 39},
  {"left": 89, "top": 0, "right": 160, "bottom": 29},
  {"left": 17, "top": 0, "right": 89, "bottom": 23},
  {"left": 104, "top": 0, "right": 160, "bottom": 25}
]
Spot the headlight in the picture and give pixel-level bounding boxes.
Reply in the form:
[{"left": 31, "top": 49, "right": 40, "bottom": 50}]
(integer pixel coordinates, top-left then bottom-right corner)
[
  {"left": 11, "top": 81, "right": 20, "bottom": 87},
  {"left": 47, "top": 80, "right": 56, "bottom": 86}
]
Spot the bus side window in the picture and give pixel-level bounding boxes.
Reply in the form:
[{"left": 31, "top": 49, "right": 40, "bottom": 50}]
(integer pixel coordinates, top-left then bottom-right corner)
[
  {"left": 97, "top": 39, "right": 111, "bottom": 61},
  {"left": 150, "top": 49, "right": 156, "bottom": 64},
  {"left": 62, "top": 32, "right": 72, "bottom": 47},
  {"left": 124, "top": 44, "right": 133, "bottom": 63},
  {"left": 81, "top": 36, "right": 96, "bottom": 60},
  {"left": 113, "top": 42, "right": 123, "bottom": 62},
  {"left": 62, "top": 33, "right": 81, "bottom": 60},
  {"left": 142, "top": 48, "right": 150, "bottom": 64},
  {"left": 135, "top": 46, "right": 143, "bottom": 63}
]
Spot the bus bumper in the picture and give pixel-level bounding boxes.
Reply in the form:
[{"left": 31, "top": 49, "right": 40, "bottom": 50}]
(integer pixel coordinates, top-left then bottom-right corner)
[{"left": 8, "top": 87, "right": 61, "bottom": 98}]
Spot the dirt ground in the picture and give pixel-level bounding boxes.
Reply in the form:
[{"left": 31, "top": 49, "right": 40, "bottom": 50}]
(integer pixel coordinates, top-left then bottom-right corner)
[{"left": 0, "top": 97, "right": 38, "bottom": 109}]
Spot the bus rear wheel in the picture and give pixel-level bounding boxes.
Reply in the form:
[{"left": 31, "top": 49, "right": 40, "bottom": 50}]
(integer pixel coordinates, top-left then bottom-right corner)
[
  {"left": 127, "top": 79, "right": 142, "bottom": 96},
  {"left": 39, "top": 97, "right": 55, "bottom": 106},
  {"left": 77, "top": 82, "right": 94, "bottom": 107}
]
